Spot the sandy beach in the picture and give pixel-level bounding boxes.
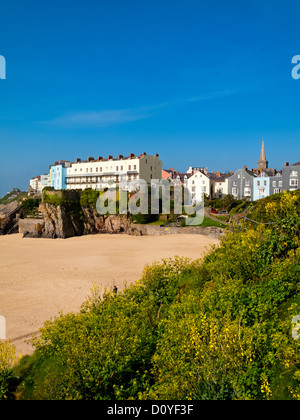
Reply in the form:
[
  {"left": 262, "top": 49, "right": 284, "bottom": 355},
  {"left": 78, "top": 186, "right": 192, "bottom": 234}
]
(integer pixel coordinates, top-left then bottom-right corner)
[{"left": 0, "top": 233, "right": 219, "bottom": 355}]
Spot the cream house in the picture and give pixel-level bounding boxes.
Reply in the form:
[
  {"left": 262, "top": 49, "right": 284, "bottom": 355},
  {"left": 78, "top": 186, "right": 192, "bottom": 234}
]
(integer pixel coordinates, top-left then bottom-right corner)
[
  {"left": 208, "top": 172, "right": 230, "bottom": 199},
  {"left": 66, "top": 152, "right": 162, "bottom": 191}
]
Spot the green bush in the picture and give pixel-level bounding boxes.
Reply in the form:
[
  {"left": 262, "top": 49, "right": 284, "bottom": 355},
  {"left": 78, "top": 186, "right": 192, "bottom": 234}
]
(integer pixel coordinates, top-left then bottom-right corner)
[
  {"left": 22, "top": 198, "right": 41, "bottom": 211},
  {"left": 10, "top": 190, "right": 300, "bottom": 400}
]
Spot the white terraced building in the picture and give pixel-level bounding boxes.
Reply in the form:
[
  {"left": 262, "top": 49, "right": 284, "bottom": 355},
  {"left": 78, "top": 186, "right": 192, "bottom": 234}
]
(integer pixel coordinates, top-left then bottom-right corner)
[{"left": 66, "top": 152, "right": 162, "bottom": 190}]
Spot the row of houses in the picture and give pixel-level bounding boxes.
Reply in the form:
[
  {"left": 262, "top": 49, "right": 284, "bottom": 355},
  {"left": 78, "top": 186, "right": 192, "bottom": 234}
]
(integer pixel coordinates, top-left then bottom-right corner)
[
  {"left": 29, "top": 142, "right": 300, "bottom": 203},
  {"left": 29, "top": 152, "right": 163, "bottom": 193}
]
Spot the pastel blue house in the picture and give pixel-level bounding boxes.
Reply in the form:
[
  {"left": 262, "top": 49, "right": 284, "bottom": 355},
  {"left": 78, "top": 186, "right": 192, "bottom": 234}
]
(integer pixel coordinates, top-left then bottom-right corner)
[
  {"left": 50, "top": 162, "right": 70, "bottom": 190},
  {"left": 253, "top": 172, "right": 270, "bottom": 201}
]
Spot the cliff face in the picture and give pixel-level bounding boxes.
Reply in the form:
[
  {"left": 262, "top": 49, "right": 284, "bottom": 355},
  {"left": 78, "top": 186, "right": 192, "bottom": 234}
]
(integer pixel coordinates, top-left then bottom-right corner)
[
  {"left": 20, "top": 189, "right": 224, "bottom": 239},
  {"left": 40, "top": 203, "right": 84, "bottom": 239},
  {"left": 81, "top": 206, "right": 132, "bottom": 235},
  {"left": 23, "top": 189, "right": 136, "bottom": 238}
]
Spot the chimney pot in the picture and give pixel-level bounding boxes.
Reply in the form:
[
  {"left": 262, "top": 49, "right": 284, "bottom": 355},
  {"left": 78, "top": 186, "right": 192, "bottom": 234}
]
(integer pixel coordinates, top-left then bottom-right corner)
[{"left": 285, "top": 162, "right": 289, "bottom": 167}]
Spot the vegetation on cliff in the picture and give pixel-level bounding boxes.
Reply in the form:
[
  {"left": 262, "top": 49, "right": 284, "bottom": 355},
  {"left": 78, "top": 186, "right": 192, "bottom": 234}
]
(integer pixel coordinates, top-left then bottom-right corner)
[{"left": 1, "top": 191, "right": 300, "bottom": 400}]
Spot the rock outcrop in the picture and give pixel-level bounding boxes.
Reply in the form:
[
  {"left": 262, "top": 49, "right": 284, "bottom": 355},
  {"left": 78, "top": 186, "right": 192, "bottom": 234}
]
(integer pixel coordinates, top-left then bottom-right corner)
[{"left": 19, "top": 189, "right": 224, "bottom": 239}]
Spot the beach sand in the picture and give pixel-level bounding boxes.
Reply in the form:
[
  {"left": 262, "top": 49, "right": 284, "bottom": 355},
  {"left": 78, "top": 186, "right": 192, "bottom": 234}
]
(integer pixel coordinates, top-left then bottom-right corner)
[{"left": 0, "top": 233, "right": 219, "bottom": 355}]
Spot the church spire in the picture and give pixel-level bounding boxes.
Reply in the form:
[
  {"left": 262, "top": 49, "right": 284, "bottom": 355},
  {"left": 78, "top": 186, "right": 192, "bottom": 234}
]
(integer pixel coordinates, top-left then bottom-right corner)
[
  {"left": 260, "top": 139, "right": 266, "bottom": 161},
  {"left": 257, "top": 138, "right": 268, "bottom": 171}
]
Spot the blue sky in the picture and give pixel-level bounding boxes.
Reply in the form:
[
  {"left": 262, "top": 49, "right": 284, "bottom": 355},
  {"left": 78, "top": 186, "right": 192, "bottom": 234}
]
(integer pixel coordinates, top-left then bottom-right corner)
[{"left": 0, "top": 0, "right": 299, "bottom": 195}]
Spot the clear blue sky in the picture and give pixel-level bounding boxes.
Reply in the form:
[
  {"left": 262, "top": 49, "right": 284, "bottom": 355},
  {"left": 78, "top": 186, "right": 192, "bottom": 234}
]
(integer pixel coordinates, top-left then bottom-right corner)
[{"left": 0, "top": 0, "right": 299, "bottom": 195}]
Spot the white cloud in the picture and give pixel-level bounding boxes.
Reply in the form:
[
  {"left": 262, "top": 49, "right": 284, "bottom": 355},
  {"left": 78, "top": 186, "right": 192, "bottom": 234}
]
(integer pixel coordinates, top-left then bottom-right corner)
[
  {"left": 47, "top": 90, "right": 236, "bottom": 128},
  {"left": 50, "top": 108, "right": 149, "bottom": 127}
]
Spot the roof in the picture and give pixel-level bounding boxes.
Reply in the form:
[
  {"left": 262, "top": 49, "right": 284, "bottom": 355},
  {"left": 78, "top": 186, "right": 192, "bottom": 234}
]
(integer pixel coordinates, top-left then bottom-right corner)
[
  {"left": 175, "top": 173, "right": 193, "bottom": 183},
  {"left": 207, "top": 173, "right": 231, "bottom": 182},
  {"left": 292, "top": 162, "right": 300, "bottom": 166}
]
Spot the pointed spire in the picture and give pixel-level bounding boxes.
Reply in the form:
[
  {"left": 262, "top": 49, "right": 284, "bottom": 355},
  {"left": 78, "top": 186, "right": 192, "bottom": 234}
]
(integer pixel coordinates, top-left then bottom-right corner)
[
  {"left": 257, "top": 138, "right": 268, "bottom": 170},
  {"left": 260, "top": 138, "right": 266, "bottom": 161}
]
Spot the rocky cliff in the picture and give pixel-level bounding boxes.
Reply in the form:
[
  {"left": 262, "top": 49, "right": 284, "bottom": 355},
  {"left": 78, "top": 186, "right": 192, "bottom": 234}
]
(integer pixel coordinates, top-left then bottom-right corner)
[{"left": 20, "top": 189, "right": 224, "bottom": 239}]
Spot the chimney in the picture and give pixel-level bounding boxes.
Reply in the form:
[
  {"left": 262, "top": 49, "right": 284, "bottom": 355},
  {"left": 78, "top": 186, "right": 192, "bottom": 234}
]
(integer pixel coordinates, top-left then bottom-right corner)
[
  {"left": 118, "top": 154, "right": 123, "bottom": 159},
  {"left": 88, "top": 157, "right": 94, "bottom": 162},
  {"left": 273, "top": 169, "right": 277, "bottom": 176},
  {"left": 108, "top": 155, "right": 113, "bottom": 160},
  {"left": 155, "top": 153, "right": 159, "bottom": 157},
  {"left": 76, "top": 158, "right": 81, "bottom": 163},
  {"left": 244, "top": 166, "right": 248, "bottom": 170},
  {"left": 129, "top": 153, "right": 135, "bottom": 158},
  {"left": 98, "top": 156, "right": 103, "bottom": 161},
  {"left": 285, "top": 162, "right": 289, "bottom": 167},
  {"left": 216, "top": 171, "right": 221, "bottom": 178},
  {"left": 142, "top": 152, "right": 147, "bottom": 156}
]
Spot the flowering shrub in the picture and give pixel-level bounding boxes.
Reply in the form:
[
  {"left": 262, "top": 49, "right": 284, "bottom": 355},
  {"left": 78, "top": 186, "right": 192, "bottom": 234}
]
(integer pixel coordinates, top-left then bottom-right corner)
[
  {"left": 8, "top": 191, "right": 300, "bottom": 400},
  {"left": 0, "top": 342, "right": 20, "bottom": 400}
]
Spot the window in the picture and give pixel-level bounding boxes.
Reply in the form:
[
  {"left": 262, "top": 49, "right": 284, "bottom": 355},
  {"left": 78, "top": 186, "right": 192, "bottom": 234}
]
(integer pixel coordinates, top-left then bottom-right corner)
[
  {"left": 121, "top": 166, "right": 123, "bottom": 171},
  {"left": 244, "top": 187, "right": 251, "bottom": 197},
  {"left": 264, "top": 181, "right": 267, "bottom": 186},
  {"left": 232, "top": 187, "right": 238, "bottom": 196},
  {"left": 245, "top": 180, "right": 250, "bottom": 186},
  {"left": 96, "top": 168, "right": 98, "bottom": 172},
  {"left": 86, "top": 168, "right": 88, "bottom": 173},
  {"left": 90, "top": 168, "right": 92, "bottom": 173},
  {"left": 100, "top": 167, "right": 102, "bottom": 172},
  {"left": 134, "top": 165, "right": 137, "bottom": 170},
  {"left": 233, "top": 181, "right": 237, "bottom": 187},
  {"left": 116, "top": 166, "right": 119, "bottom": 171},
  {"left": 272, "top": 181, "right": 277, "bottom": 187},
  {"left": 274, "top": 188, "right": 281, "bottom": 194},
  {"left": 150, "top": 166, "right": 152, "bottom": 171},
  {"left": 128, "top": 165, "right": 131, "bottom": 171},
  {"left": 290, "top": 179, "right": 298, "bottom": 187},
  {"left": 257, "top": 181, "right": 260, "bottom": 186},
  {"left": 291, "top": 171, "right": 298, "bottom": 177}
]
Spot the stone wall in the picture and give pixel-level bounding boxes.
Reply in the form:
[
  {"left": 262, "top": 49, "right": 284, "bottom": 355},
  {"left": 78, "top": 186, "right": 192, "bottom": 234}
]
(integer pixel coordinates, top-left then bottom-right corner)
[{"left": 130, "top": 224, "right": 224, "bottom": 238}]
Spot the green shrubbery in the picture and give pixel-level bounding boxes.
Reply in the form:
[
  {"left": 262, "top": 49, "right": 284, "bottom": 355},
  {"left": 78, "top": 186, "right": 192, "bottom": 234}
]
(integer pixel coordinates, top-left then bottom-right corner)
[{"left": 1, "top": 191, "right": 300, "bottom": 400}]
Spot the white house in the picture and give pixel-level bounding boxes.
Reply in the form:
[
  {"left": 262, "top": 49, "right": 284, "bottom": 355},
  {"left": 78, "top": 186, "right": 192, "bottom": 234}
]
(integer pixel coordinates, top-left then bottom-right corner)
[
  {"left": 65, "top": 152, "right": 162, "bottom": 191},
  {"left": 186, "top": 170, "right": 211, "bottom": 204}
]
